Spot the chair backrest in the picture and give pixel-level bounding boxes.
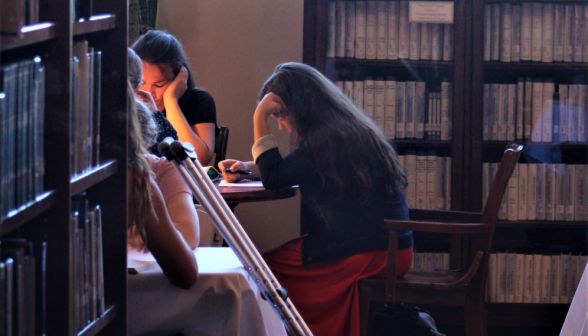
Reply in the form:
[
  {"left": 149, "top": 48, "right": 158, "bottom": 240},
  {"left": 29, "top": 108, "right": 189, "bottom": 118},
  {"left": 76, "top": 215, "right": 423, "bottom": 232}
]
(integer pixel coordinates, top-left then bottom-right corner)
[{"left": 214, "top": 125, "right": 229, "bottom": 168}]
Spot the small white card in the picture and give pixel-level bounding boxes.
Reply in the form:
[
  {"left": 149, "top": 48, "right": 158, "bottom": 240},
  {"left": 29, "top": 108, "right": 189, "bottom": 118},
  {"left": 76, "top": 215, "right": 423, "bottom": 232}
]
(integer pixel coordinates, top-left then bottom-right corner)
[
  {"left": 409, "top": 1, "right": 454, "bottom": 24},
  {"left": 219, "top": 180, "right": 264, "bottom": 188}
]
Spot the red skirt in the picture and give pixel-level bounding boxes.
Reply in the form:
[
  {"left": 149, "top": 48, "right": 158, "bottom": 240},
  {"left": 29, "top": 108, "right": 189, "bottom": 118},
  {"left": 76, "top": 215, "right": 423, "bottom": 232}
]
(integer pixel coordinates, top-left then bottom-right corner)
[{"left": 263, "top": 236, "right": 413, "bottom": 336}]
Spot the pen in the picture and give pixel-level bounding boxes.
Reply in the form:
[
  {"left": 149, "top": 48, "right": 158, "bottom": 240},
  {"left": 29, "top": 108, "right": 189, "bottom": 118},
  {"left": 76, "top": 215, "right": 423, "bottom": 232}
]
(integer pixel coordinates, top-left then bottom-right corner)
[{"left": 224, "top": 168, "right": 253, "bottom": 175}]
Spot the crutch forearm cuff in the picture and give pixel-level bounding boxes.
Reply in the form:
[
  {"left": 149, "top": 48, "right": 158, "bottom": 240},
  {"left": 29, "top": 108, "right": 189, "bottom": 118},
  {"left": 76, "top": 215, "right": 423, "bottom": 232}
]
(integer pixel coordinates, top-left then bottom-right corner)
[{"left": 252, "top": 134, "right": 278, "bottom": 162}]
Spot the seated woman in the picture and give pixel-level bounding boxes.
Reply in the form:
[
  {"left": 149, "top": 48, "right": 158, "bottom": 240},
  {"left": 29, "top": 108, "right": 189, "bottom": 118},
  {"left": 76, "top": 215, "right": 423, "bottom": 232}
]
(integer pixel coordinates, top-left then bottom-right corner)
[
  {"left": 219, "top": 62, "right": 413, "bottom": 336},
  {"left": 128, "top": 47, "right": 178, "bottom": 156},
  {"left": 132, "top": 30, "right": 218, "bottom": 166},
  {"left": 127, "top": 84, "right": 198, "bottom": 290}
]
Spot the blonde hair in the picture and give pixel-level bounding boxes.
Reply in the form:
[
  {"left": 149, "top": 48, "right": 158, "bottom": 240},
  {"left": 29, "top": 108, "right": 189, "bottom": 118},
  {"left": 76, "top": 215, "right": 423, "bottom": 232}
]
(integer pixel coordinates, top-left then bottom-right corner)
[{"left": 127, "top": 82, "right": 158, "bottom": 245}]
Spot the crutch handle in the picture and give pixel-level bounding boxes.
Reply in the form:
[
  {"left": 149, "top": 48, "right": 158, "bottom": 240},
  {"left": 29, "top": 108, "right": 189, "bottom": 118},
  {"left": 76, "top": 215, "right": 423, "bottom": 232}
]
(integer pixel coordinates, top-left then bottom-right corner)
[
  {"left": 170, "top": 140, "right": 193, "bottom": 161},
  {"left": 157, "top": 137, "right": 176, "bottom": 161}
]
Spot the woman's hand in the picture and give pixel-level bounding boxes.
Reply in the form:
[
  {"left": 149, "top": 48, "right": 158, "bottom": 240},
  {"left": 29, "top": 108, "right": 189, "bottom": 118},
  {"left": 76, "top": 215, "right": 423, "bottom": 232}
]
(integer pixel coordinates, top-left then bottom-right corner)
[
  {"left": 254, "top": 92, "right": 285, "bottom": 120},
  {"left": 127, "top": 228, "right": 149, "bottom": 253},
  {"left": 219, "top": 159, "right": 248, "bottom": 183},
  {"left": 163, "top": 66, "right": 189, "bottom": 103},
  {"left": 136, "top": 90, "right": 158, "bottom": 112}
]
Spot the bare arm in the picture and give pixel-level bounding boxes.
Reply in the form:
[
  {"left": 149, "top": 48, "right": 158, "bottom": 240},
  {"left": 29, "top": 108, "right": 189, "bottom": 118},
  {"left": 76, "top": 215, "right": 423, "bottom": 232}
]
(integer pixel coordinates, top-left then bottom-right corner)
[
  {"left": 253, "top": 93, "right": 284, "bottom": 141},
  {"left": 166, "top": 192, "right": 200, "bottom": 249}
]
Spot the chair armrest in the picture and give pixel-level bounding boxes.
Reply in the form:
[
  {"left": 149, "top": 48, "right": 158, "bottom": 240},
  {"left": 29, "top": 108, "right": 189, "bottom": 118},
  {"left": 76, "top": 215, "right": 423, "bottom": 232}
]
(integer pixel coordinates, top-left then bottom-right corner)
[
  {"left": 383, "top": 219, "right": 493, "bottom": 234},
  {"left": 408, "top": 209, "right": 482, "bottom": 223}
]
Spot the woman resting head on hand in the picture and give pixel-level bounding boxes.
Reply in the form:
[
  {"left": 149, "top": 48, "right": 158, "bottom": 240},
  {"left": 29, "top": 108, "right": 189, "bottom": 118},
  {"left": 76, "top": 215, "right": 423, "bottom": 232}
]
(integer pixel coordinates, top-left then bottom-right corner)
[
  {"left": 127, "top": 83, "right": 198, "bottom": 290},
  {"left": 132, "top": 30, "right": 218, "bottom": 166}
]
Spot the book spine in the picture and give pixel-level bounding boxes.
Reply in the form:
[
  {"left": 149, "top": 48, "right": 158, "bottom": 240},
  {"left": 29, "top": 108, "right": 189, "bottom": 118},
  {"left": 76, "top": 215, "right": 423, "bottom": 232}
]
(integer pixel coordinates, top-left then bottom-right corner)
[
  {"left": 426, "top": 153, "right": 437, "bottom": 210},
  {"left": 442, "top": 24, "right": 454, "bottom": 61},
  {"left": 409, "top": 22, "right": 421, "bottom": 60},
  {"left": 491, "top": 83, "right": 500, "bottom": 140},
  {"left": 515, "top": 253, "right": 525, "bottom": 303},
  {"left": 559, "top": 85, "right": 568, "bottom": 142},
  {"left": 483, "top": 84, "right": 490, "bottom": 141},
  {"left": 405, "top": 152, "right": 416, "bottom": 208},
  {"left": 506, "top": 253, "right": 516, "bottom": 303},
  {"left": 420, "top": 23, "right": 432, "bottom": 60},
  {"left": 536, "top": 163, "right": 546, "bottom": 220},
  {"left": 524, "top": 78, "right": 533, "bottom": 139},
  {"left": 353, "top": 81, "right": 364, "bottom": 108},
  {"left": 545, "top": 164, "right": 555, "bottom": 221},
  {"left": 565, "top": 165, "right": 576, "bottom": 221},
  {"left": 542, "top": 80, "right": 554, "bottom": 143},
  {"left": 500, "top": 3, "right": 513, "bottom": 62},
  {"left": 345, "top": 1, "right": 356, "bottom": 58},
  {"left": 570, "top": 255, "right": 579, "bottom": 299},
  {"left": 374, "top": 79, "right": 386, "bottom": 131},
  {"left": 491, "top": 4, "right": 501, "bottom": 61},
  {"left": 366, "top": 1, "right": 377, "bottom": 59},
  {"left": 585, "top": 6, "right": 588, "bottom": 63},
  {"left": 376, "top": 1, "right": 388, "bottom": 59},
  {"left": 508, "top": 163, "right": 519, "bottom": 221},
  {"left": 578, "top": 85, "right": 587, "bottom": 143},
  {"left": 564, "top": 5, "right": 573, "bottom": 62},
  {"left": 364, "top": 78, "right": 375, "bottom": 119},
  {"left": 518, "top": 163, "right": 528, "bottom": 220},
  {"left": 521, "top": 3, "right": 533, "bottom": 61},
  {"left": 574, "top": 5, "right": 584, "bottom": 62},
  {"left": 355, "top": 1, "right": 367, "bottom": 59},
  {"left": 531, "top": 3, "right": 543, "bottom": 62},
  {"left": 416, "top": 153, "right": 427, "bottom": 209},
  {"left": 431, "top": 23, "right": 443, "bottom": 61},
  {"left": 555, "top": 164, "right": 566, "bottom": 221},
  {"left": 398, "top": 1, "right": 409, "bottom": 59},
  {"left": 344, "top": 80, "right": 354, "bottom": 100},
  {"left": 531, "top": 79, "right": 543, "bottom": 142},
  {"left": 445, "top": 157, "right": 451, "bottom": 209},
  {"left": 569, "top": 84, "right": 578, "bottom": 142},
  {"left": 387, "top": 1, "right": 399, "bottom": 60},
  {"left": 483, "top": 162, "right": 490, "bottom": 209},
  {"left": 484, "top": 5, "right": 492, "bottom": 61},
  {"left": 542, "top": 3, "right": 554, "bottom": 63},
  {"left": 426, "top": 92, "right": 433, "bottom": 140},
  {"left": 527, "top": 163, "right": 537, "bottom": 221},
  {"left": 384, "top": 79, "right": 397, "bottom": 138},
  {"left": 327, "top": 2, "right": 337, "bottom": 58},
  {"left": 576, "top": 165, "right": 585, "bottom": 221},
  {"left": 396, "top": 82, "right": 406, "bottom": 139},
  {"left": 415, "top": 82, "right": 426, "bottom": 139},
  {"left": 497, "top": 252, "right": 506, "bottom": 302},
  {"left": 554, "top": 5, "right": 565, "bottom": 62},
  {"left": 436, "top": 156, "right": 446, "bottom": 209},
  {"left": 512, "top": 5, "right": 522, "bottom": 62},
  {"left": 542, "top": 255, "right": 552, "bottom": 303},
  {"left": 441, "top": 81, "right": 452, "bottom": 140},
  {"left": 335, "top": 1, "right": 346, "bottom": 58},
  {"left": 516, "top": 79, "right": 524, "bottom": 140},
  {"left": 498, "top": 84, "right": 508, "bottom": 141},
  {"left": 532, "top": 254, "right": 543, "bottom": 303},
  {"left": 560, "top": 253, "right": 570, "bottom": 303},
  {"left": 507, "top": 84, "right": 516, "bottom": 141},
  {"left": 405, "top": 81, "right": 415, "bottom": 138},
  {"left": 488, "top": 253, "right": 497, "bottom": 302},
  {"left": 550, "top": 255, "right": 560, "bottom": 303}
]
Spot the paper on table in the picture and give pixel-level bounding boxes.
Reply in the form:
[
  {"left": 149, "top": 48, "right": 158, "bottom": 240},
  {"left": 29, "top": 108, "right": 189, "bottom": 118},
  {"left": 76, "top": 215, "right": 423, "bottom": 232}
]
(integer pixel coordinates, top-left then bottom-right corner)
[{"left": 219, "top": 180, "right": 264, "bottom": 187}]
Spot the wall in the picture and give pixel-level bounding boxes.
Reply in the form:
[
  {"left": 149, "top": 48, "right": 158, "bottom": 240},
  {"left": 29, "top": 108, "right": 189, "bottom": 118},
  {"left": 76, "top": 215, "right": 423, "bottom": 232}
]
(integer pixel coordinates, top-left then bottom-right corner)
[{"left": 157, "top": 0, "right": 304, "bottom": 252}]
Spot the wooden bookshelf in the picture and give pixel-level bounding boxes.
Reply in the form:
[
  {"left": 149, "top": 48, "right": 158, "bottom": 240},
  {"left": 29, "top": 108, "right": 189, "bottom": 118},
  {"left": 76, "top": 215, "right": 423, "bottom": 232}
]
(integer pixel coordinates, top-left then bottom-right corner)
[
  {"left": 327, "top": 58, "right": 454, "bottom": 69},
  {"left": 78, "top": 305, "right": 117, "bottom": 336},
  {"left": 484, "top": 61, "right": 588, "bottom": 71},
  {"left": 391, "top": 140, "right": 453, "bottom": 148},
  {"left": 1, "top": 22, "right": 56, "bottom": 51},
  {"left": 73, "top": 14, "right": 116, "bottom": 36},
  {"left": 497, "top": 220, "right": 588, "bottom": 228},
  {"left": 0, "top": 191, "right": 56, "bottom": 236},
  {"left": 70, "top": 160, "right": 119, "bottom": 196}
]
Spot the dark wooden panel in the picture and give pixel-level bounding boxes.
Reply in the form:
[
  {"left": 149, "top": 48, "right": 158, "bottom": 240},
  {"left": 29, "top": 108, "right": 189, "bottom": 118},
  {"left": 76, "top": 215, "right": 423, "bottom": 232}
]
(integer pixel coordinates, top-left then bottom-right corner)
[
  {"left": 0, "top": 191, "right": 56, "bottom": 236},
  {"left": 485, "top": 61, "right": 588, "bottom": 71},
  {"left": 70, "top": 161, "right": 118, "bottom": 196},
  {"left": 78, "top": 305, "right": 117, "bottom": 336},
  {"left": 1, "top": 22, "right": 56, "bottom": 51}
]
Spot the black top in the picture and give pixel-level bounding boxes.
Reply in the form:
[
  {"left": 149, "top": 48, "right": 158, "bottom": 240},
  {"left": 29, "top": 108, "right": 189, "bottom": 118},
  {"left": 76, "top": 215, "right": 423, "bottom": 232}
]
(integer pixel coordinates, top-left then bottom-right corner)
[
  {"left": 148, "top": 111, "right": 178, "bottom": 156},
  {"left": 256, "top": 145, "right": 413, "bottom": 266},
  {"left": 163, "top": 87, "right": 219, "bottom": 136}
]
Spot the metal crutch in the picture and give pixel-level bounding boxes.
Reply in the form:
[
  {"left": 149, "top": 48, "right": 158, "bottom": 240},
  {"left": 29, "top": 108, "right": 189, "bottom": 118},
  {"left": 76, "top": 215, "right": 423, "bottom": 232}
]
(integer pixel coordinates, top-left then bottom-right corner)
[{"left": 158, "top": 138, "right": 313, "bottom": 336}]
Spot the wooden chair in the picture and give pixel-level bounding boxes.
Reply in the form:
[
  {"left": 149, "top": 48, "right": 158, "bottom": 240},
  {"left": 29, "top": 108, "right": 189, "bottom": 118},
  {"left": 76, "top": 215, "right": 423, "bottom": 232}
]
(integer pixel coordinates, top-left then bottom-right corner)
[
  {"left": 214, "top": 125, "right": 229, "bottom": 168},
  {"left": 358, "top": 142, "right": 523, "bottom": 336}
]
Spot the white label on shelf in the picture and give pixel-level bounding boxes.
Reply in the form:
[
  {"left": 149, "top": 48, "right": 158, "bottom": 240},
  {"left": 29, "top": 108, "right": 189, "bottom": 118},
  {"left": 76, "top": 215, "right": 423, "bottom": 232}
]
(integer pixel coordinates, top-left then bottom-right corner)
[{"left": 409, "top": 1, "right": 454, "bottom": 24}]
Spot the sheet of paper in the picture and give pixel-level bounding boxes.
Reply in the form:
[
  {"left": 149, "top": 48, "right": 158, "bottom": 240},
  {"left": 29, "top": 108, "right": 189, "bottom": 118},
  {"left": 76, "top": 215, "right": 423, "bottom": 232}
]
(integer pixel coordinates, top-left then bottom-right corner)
[{"left": 219, "top": 180, "right": 264, "bottom": 187}]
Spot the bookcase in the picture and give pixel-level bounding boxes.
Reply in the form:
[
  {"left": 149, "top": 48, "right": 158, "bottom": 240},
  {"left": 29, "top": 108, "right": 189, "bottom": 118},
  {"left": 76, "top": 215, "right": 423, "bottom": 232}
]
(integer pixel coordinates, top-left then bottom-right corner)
[
  {"left": 0, "top": 0, "right": 128, "bottom": 335},
  {"left": 304, "top": 0, "right": 586, "bottom": 331}
]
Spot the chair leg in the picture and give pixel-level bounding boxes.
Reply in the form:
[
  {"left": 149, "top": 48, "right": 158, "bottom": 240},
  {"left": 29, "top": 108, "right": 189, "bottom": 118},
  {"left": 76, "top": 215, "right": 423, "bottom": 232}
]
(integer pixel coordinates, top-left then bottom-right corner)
[
  {"left": 464, "top": 295, "right": 487, "bottom": 336},
  {"left": 358, "top": 283, "right": 371, "bottom": 336}
]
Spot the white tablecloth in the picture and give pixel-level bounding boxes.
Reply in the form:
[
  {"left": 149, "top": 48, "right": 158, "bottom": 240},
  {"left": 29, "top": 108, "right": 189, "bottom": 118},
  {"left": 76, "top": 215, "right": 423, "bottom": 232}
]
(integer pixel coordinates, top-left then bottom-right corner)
[
  {"left": 561, "top": 262, "right": 588, "bottom": 336},
  {"left": 128, "top": 247, "right": 287, "bottom": 336}
]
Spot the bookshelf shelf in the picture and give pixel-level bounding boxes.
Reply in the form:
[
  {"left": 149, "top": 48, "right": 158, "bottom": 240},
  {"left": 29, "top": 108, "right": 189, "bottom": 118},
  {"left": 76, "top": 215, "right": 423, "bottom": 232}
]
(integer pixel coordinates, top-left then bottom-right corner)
[
  {"left": 327, "top": 58, "right": 454, "bottom": 69},
  {"left": 0, "top": 191, "right": 56, "bottom": 236},
  {"left": 485, "top": 0, "right": 580, "bottom": 3},
  {"left": 486, "top": 303, "right": 570, "bottom": 327},
  {"left": 78, "top": 305, "right": 117, "bottom": 336},
  {"left": 391, "top": 140, "right": 453, "bottom": 148},
  {"left": 484, "top": 61, "right": 588, "bottom": 71},
  {"left": 1, "top": 23, "right": 56, "bottom": 51},
  {"left": 70, "top": 160, "right": 119, "bottom": 196},
  {"left": 73, "top": 14, "right": 116, "bottom": 36},
  {"left": 483, "top": 141, "right": 588, "bottom": 151},
  {"left": 497, "top": 220, "right": 588, "bottom": 228}
]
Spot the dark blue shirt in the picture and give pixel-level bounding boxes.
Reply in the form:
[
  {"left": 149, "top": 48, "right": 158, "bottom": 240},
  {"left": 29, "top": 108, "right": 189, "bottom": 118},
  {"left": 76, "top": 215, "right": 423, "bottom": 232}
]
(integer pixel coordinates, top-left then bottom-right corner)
[{"left": 256, "top": 145, "right": 413, "bottom": 266}]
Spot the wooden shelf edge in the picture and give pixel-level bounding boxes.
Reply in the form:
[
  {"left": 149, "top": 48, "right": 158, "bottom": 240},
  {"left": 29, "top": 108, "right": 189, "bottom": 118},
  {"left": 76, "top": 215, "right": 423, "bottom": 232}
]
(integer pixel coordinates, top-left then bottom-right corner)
[
  {"left": 484, "top": 141, "right": 588, "bottom": 150},
  {"left": 484, "top": 61, "right": 588, "bottom": 71},
  {"left": 73, "top": 14, "right": 116, "bottom": 36},
  {"left": 78, "top": 305, "right": 117, "bottom": 336},
  {"left": 497, "top": 220, "right": 588, "bottom": 228},
  {"left": 486, "top": 0, "right": 578, "bottom": 3},
  {"left": 0, "top": 191, "right": 56, "bottom": 236},
  {"left": 327, "top": 58, "right": 454, "bottom": 68},
  {"left": 70, "top": 160, "right": 119, "bottom": 195},
  {"left": 391, "top": 140, "right": 453, "bottom": 147},
  {"left": 1, "top": 23, "right": 56, "bottom": 51}
]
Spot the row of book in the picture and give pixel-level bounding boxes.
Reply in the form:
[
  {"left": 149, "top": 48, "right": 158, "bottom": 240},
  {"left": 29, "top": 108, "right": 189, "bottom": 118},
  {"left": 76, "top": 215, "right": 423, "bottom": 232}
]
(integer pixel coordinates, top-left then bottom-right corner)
[
  {"left": 483, "top": 80, "right": 588, "bottom": 143},
  {"left": 484, "top": 3, "right": 588, "bottom": 63},
  {"left": 486, "top": 252, "right": 588, "bottom": 304},
  {"left": 71, "top": 41, "right": 102, "bottom": 177},
  {"left": 484, "top": 163, "right": 588, "bottom": 222},
  {"left": 327, "top": 1, "right": 454, "bottom": 61},
  {"left": 0, "top": 57, "right": 46, "bottom": 222},
  {"left": 335, "top": 79, "right": 452, "bottom": 140},
  {"left": 71, "top": 193, "right": 106, "bottom": 333},
  {"left": 398, "top": 152, "right": 452, "bottom": 211},
  {"left": 0, "top": 239, "right": 46, "bottom": 336},
  {"left": 410, "top": 252, "right": 450, "bottom": 271}
]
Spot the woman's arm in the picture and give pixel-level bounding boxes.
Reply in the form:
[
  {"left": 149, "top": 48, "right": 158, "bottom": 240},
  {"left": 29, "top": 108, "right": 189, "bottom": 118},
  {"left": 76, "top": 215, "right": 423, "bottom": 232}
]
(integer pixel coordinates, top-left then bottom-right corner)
[
  {"left": 145, "top": 181, "right": 198, "bottom": 290},
  {"left": 163, "top": 67, "right": 216, "bottom": 165},
  {"left": 166, "top": 192, "right": 200, "bottom": 249},
  {"left": 253, "top": 93, "right": 284, "bottom": 141}
]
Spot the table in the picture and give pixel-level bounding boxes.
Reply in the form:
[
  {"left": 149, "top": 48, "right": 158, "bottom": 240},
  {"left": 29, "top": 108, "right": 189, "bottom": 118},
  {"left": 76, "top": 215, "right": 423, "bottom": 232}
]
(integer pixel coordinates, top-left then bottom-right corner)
[
  {"left": 127, "top": 247, "right": 287, "bottom": 336},
  {"left": 214, "top": 180, "right": 297, "bottom": 205},
  {"left": 560, "top": 262, "right": 588, "bottom": 335}
]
